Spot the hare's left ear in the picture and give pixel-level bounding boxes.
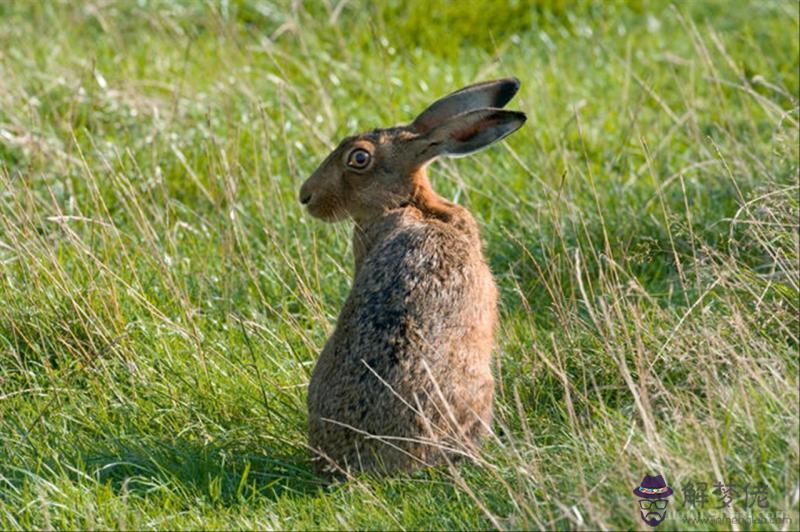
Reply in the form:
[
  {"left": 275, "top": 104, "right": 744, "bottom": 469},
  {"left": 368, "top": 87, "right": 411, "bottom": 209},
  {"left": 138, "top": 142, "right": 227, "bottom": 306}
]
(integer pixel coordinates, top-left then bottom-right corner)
[
  {"left": 411, "top": 78, "right": 521, "bottom": 133},
  {"left": 416, "top": 108, "right": 526, "bottom": 160}
]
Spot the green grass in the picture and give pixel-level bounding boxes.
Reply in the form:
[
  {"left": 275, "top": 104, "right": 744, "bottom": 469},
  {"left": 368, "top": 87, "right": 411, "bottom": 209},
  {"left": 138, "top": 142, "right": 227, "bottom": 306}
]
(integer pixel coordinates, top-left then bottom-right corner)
[{"left": 0, "top": 0, "right": 798, "bottom": 529}]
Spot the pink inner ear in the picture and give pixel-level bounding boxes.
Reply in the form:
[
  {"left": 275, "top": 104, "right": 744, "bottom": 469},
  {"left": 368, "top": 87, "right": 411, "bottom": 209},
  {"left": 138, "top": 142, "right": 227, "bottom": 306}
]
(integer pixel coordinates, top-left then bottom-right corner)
[{"left": 451, "top": 116, "right": 500, "bottom": 142}]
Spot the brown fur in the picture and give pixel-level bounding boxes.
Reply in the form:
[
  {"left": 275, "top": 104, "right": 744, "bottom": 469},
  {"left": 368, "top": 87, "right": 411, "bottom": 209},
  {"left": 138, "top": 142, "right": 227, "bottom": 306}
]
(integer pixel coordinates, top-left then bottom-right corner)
[{"left": 299, "top": 79, "right": 525, "bottom": 476}]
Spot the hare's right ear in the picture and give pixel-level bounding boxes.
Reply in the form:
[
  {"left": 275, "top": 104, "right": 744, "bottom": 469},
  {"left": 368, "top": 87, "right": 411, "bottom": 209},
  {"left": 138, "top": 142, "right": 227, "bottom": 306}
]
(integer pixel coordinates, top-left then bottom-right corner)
[
  {"left": 411, "top": 78, "right": 520, "bottom": 133},
  {"left": 416, "top": 108, "right": 526, "bottom": 161}
]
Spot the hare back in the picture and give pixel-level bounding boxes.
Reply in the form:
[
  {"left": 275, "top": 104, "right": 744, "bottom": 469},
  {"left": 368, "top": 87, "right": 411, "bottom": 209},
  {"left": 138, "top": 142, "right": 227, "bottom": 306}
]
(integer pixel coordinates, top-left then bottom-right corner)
[{"left": 307, "top": 209, "right": 497, "bottom": 474}]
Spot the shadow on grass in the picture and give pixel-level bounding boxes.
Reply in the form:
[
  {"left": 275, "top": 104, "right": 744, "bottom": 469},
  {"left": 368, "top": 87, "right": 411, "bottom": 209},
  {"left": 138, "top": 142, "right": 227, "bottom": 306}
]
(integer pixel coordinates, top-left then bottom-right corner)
[{"left": 78, "top": 433, "right": 325, "bottom": 505}]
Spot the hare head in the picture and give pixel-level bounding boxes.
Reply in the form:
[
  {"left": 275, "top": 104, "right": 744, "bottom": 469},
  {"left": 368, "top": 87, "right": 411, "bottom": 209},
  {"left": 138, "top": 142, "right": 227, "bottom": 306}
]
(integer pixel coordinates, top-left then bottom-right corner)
[{"left": 299, "top": 78, "right": 526, "bottom": 222}]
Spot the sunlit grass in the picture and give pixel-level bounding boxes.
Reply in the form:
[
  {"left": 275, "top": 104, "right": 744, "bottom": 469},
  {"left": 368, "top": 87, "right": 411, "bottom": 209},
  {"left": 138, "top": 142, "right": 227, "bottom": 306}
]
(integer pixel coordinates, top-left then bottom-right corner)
[{"left": 1, "top": 0, "right": 798, "bottom": 529}]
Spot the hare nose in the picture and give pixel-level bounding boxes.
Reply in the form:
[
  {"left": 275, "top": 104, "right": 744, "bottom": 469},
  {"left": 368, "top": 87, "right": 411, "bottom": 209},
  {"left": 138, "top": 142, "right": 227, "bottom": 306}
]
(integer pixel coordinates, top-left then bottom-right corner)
[{"left": 300, "top": 191, "right": 312, "bottom": 204}]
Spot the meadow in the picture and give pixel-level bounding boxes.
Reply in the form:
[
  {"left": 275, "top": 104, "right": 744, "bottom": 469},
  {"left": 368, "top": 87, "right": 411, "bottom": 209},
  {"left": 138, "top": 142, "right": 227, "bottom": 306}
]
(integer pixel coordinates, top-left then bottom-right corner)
[{"left": 0, "top": 0, "right": 798, "bottom": 529}]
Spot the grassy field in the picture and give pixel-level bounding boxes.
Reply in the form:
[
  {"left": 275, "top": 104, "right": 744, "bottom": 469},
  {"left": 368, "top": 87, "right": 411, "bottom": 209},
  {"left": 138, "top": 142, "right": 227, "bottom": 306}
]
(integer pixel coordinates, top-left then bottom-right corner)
[{"left": 0, "top": 0, "right": 798, "bottom": 529}]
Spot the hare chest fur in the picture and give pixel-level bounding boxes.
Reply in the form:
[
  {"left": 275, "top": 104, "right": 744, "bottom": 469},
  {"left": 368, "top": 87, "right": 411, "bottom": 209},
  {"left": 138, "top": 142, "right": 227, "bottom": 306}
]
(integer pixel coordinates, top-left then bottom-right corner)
[{"left": 299, "top": 77, "right": 526, "bottom": 476}]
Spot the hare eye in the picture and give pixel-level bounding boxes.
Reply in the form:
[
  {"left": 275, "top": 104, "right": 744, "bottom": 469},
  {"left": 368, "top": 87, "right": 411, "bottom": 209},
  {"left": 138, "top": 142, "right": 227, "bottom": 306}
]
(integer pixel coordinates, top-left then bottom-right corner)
[{"left": 347, "top": 149, "right": 371, "bottom": 169}]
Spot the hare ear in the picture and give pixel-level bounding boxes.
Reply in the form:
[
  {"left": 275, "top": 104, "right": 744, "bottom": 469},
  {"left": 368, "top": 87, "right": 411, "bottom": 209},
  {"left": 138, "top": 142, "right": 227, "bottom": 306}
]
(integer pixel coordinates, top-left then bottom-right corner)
[
  {"left": 419, "top": 108, "right": 526, "bottom": 159},
  {"left": 411, "top": 78, "right": 521, "bottom": 133}
]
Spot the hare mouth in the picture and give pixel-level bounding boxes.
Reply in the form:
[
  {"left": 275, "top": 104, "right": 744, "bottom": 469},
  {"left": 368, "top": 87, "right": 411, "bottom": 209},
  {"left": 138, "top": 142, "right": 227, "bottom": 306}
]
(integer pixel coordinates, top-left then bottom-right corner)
[{"left": 307, "top": 200, "right": 348, "bottom": 222}]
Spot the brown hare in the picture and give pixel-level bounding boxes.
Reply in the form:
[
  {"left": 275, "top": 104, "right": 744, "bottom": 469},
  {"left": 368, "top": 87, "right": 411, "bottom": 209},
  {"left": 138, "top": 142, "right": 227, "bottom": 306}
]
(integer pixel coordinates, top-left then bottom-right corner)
[{"left": 299, "top": 78, "right": 526, "bottom": 476}]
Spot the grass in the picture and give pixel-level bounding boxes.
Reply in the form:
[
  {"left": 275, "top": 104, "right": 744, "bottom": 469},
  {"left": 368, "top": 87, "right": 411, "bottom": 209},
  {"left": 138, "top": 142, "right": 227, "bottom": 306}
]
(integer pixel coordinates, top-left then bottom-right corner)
[{"left": 0, "top": 0, "right": 798, "bottom": 529}]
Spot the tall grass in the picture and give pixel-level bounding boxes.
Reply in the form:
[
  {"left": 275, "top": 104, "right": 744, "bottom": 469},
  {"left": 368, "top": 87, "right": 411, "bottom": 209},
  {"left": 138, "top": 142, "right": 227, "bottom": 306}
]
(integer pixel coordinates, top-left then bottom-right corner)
[{"left": 1, "top": 0, "right": 798, "bottom": 529}]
